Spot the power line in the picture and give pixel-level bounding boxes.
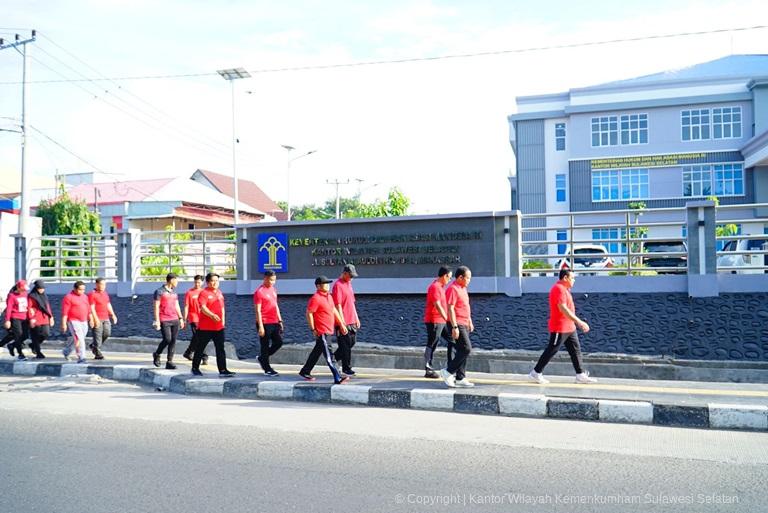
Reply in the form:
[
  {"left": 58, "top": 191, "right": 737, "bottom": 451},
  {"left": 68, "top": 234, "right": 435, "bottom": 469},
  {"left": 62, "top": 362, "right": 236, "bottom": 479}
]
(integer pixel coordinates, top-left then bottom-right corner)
[
  {"left": 0, "top": 25, "right": 765, "bottom": 85},
  {"left": 28, "top": 124, "right": 118, "bottom": 176}
]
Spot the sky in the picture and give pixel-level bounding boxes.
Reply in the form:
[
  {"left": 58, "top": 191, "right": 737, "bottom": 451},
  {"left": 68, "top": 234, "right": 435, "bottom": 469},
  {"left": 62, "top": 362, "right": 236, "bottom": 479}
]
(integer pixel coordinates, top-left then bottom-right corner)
[{"left": 1, "top": 0, "right": 767, "bottom": 215}]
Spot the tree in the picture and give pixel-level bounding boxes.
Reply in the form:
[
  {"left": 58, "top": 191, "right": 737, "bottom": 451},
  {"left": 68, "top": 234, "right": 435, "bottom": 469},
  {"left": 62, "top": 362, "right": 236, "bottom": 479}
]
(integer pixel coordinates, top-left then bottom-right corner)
[
  {"left": 281, "top": 187, "right": 411, "bottom": 221},
  {"left": 706, "top": 195, "right": 739, "bottom": 238}
]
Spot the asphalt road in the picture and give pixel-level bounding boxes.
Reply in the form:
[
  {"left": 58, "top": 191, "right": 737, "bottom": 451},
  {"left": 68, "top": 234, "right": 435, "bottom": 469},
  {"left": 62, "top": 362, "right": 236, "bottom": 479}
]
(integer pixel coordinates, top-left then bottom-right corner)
[{"left": 0, "top": 375, "right": 766, "bottom": 513}]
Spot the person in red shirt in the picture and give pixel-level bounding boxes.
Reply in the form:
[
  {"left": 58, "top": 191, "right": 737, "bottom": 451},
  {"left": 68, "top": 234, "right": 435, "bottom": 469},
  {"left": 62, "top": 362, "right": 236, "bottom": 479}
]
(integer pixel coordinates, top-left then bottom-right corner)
[
  {"left": 61, "top": 281, "right": 94, "bottom": 364},
  {"left": 423, "top": 266, "right": 452, "bottom": 378},
  {"left": 182, "top": 275, "right": 209, "bottom": 365},
  {"left": 88, "top": 277, "right": 118, "bottom": 360},
  {"left": 299, "top": 276, "right": 349, "bottom": 384},
  {"left": 152, "top": 273, "right": 185, "bottom": 369},
  {"left": 2, "top": 280, "right": 30, "bottom": 360},
  {"left": 331, "top": 264, "right": 360, "bottom": 376},
  {"left": 254, "top": 270, "right": 284, "bottom": 376},
  {"left": 528, "top": 268, "right": 596, "bottom": 384},
  {"left": 439, "top": 266, "right": 475, "bottom": 388},
  {"left": 191, "top": 273, "right": 235, "bottom": 377},
  {"left": 27, "top": 280, "right": 54, "bottom": 359}
]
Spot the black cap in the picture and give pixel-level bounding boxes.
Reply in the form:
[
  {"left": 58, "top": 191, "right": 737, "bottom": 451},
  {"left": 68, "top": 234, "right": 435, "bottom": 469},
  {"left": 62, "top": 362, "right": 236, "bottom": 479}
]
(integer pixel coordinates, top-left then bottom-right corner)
[
  {"left": 343, "top": 264, "right": 358, "bottom": 277},
  {"left": 314, "top": 275, "right": 333, "bottom": 285}
]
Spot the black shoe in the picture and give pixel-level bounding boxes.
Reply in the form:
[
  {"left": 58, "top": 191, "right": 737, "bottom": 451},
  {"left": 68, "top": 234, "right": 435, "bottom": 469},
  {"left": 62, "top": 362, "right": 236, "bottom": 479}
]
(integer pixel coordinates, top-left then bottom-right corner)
[
  {"left": 342, "top": 368, "right": 356, "bottom": 376},
  {"left": 265, "top": 369, "right": 280, "bottom": 377},
  {"left": 219, "top": 371, "right": 236, "bottom": 378},
  {"left": 182, "top": 350, "right": 193, "bottom": 361},
  {"left": 299, "top": 371, "right": 316, "bottom": 381},
  {"left": 424, "top": 369, "right": 439, "bottom": 379},
  {"left": 34, "top": 352, "right": 46, "bottom": 360},
  {"left": 166, "top": 362, "right": 177, "bottom": 370},
  {"left": 17, "top": 354, "right": 28, "bottom": 361},
  {"left": 191, "top": 368, "right": 203, "bottom": 376},
  {"left": 152, "top": 352, "right": 161, "bottom": 367},
  {"left": 92, "top": 346, "right": 104, "bottom": 359},
  {"left": 201, "top": 355, "right": 209, "bottom": 366}
]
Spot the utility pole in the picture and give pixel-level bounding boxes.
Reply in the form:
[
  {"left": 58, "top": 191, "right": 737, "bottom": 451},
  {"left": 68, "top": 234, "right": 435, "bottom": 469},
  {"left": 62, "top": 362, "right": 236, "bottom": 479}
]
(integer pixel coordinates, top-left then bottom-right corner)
[
  {"left": 326, "top": 178, "right": 350, "bottom": 219},
  {"left": 1, "top": 30, "right": 37, "bottom": 237}
]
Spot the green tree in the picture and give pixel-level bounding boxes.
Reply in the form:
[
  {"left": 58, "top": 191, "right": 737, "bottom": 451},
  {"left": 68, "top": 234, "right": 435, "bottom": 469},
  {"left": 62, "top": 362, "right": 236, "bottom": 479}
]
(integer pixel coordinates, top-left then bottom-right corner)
[
  {"left": 706, "top": 195, "right": 739, "bottom": 238},
  {"left": 280, "top": 187, "right": 411, "bottom": 220}
]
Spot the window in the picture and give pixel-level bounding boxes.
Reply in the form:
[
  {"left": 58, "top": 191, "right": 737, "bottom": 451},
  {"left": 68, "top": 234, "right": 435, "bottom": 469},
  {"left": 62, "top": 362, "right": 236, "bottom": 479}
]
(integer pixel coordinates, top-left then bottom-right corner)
[
  {"left": 712, "top": 107, "right": 742, "bottom": 139},
  {"left": 556, "top": 230, "right": 567, "bottom": 255},
  {"left": 592, "top": 228, "right": 626, "bottom": 255},
  {"left": 555, "top": 123, "right": 566, "bottom": 151},
  {"left": 683, "top": 163, "right": 743, "bottom": 197},
  {"left": 681, "top": 109, "right": 710, "bottom": 141},
  {"left": 592, "top": 169, "right": 649, "bottom": 202},
  {"left": 591, "top": 116, "right": 618, "bottom": 147},
  {"left": 555, "top": 174, "right": 567, "bottom": 202},
  {"left": 620, "top": 114, "right": 648, "bottom": 145},
  {"left": 682, "top": 225, "right": 687, "bottom": 239}
]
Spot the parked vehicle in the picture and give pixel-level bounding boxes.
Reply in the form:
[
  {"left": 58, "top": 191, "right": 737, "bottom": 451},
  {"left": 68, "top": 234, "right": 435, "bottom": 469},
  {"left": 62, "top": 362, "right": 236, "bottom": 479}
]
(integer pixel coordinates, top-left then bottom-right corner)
[
  {"left": 554, "top": 244, "right": 613, "bottom": 274},
  {"left": 718, "top": 238, "right": 768, "bottom": 274},
  {"left": 641, "top": 240, "right": 687, "bottom": 273}
]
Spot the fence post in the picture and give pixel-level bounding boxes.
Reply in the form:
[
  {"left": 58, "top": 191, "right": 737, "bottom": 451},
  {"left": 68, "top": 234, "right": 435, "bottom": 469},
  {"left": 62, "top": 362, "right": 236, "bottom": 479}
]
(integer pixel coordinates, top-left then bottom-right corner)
[
  {"left": 13, "top": 234, "right": 26, "bottom": 282},
  {"left": 116, "top": 229, "right": 141, "bottom": 297},
  {"left": 686, "top": 200, "right": 718, "bottom": 297},
  {"left": 236, "top": 226, "right": 248, "bottom": 282},
  {"left": 499, "top": 211, "right": 523, "bottom": 297}
]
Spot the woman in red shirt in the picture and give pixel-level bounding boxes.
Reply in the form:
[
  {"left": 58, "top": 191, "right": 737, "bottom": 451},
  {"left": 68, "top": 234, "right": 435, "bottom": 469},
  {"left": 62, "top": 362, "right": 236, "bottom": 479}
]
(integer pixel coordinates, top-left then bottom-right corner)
[
  {"left": 28, "top": 280, "right": 55, "bottom": 359},
  {"left": 2, "top": 280, "right": 30, "bottom": 360}
]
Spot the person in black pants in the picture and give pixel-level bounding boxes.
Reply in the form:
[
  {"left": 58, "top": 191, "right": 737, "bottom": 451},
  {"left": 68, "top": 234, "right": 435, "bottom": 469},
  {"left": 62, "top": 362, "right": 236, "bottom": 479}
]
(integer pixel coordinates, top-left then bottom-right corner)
[
  {"left": 439, "top": 266, "right": 475, "bottom": 388},
  {"left": 192, "top": 273, "right": 235, "bottom": 377},
  {"left": 152, "top": 273, "right": 185, "bottom": 369},
  {"left": 253, "top": 270, "right": 284, "bottom": 376},
  {"left": 3, "top": 281, "right": 30, "bottom": 360},
  {"left": 27, "top": 280, "right": 54, "bottom": 359}
]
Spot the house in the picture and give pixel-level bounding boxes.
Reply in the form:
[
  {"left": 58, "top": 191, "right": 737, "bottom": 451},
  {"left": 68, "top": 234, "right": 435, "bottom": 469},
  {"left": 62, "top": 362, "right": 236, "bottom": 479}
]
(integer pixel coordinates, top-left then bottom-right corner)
[{"left": 191, "top": 169, "right": 286, "bottom": 220}]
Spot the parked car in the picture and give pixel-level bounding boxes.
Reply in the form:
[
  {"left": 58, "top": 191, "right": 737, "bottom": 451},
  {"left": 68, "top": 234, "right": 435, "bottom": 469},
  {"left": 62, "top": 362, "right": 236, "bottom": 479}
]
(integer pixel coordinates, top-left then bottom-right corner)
[
  {"left": 641, "top": 240, "right": 688, "bottom": 273},
  {"left": 718, "top": 238, "right": 768, "bottom": 274},
  {"left": 554, "top": 244, "right": 613, "bottom": 274}
]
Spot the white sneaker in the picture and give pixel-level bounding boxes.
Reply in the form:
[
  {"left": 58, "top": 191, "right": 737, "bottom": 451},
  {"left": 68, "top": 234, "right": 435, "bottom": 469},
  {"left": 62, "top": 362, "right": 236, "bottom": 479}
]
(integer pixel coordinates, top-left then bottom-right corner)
[
  {"left": 575, "top": 371, "right": 597, "bottom": 384},
  {"left": 528, "top": 370, "right": 549, "bottom": 384},
  {"left": 454, "top": 378, "right": 475, "bottom": 388},
  {"left": 439, "top": 368, "right": 456, "bottom": 388}
]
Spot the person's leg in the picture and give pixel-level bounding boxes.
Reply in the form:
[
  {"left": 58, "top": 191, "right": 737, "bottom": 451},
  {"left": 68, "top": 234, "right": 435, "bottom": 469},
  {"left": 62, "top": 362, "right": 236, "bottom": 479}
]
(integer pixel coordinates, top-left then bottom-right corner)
[
  {"left": 166, "top": 321, "right": 179, "bottom": 362},
  {"left": 11, "top": 319, "right": 27, "bottom": 359},
  {"left": 448, "top": 326, "right": 471, "bottom": 381},
  {"left": 91, "top": 321, "right": 103, "bottom": 354},
  {"left": 192, "top": 330, "right": 212, "bottom": 371},
  {"left": 335, "top": 331, "right": 351, "bottom": 371},
  {"left": 345, "top": 328, "right": 357, "bottom": 371},
  {"left": 299, "top": 337, "right": 324, "bottom": 376},
  {"left": 533, "top": 332, "right": 565, "bottom": 374},
  {"left": 72, "top": 321, "right": 88, "bottom": 361},
  {"left": 319, "top": 334, "right": 343, "bottom": 383},
  {"left": 424, "top": 323, "right": 445, "bottom": 371},
  {"left": 563, "top": 331, "right": 585, "bottom": 374},
  {"left": 156, "top": 322, "right": 172, "bottom": 360},
  {"left": 101, "top": 320, "right": 112, "bottom": 346},
  {"left": 212, "top": 329, "right": 228, "bottom": 373},
  {"left": 258, "top": 328, "right": 270, "bottom": 371}
]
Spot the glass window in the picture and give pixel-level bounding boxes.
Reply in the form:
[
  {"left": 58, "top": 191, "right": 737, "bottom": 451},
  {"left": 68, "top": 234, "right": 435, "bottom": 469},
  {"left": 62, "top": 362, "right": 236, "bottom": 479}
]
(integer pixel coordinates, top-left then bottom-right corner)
[
  {"left": 682, "top": 165, "right": 712, "bottom": 197},
  {"left": 555, "top": 174, "right": 567, "bottom": 202},
  {"left": 592, "top": 169, "right": 648, "bottom": 202},
  {"left": 712, "top": 106, "right": 742, "bottom": 139},
  {"left": 681, "top": 109, "right": 710, "bottom": 141},
  {"left": 713, "top": 163, "right": 744, "bottom": 196},
  {"left": 591, "top": 228, "right": 627, "bottom": 255},
  {"left": 556, "top": 230, "right": 567, "bottom": 255},
  {"left": 591, "top": 116, "right": 618, "bottom": 147},
  {"left": 620, "top": 114, "right": 648, "bottom": 145},
  {"left": 555, "top": 123, "right": 566, "bottom": 151}
]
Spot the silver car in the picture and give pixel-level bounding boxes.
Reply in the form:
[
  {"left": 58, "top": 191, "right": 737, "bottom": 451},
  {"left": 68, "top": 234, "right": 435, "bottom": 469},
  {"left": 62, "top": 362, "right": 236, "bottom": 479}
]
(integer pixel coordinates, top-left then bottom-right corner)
[{"left": 718, "top": 238, "right": 768, "bottom": 274}]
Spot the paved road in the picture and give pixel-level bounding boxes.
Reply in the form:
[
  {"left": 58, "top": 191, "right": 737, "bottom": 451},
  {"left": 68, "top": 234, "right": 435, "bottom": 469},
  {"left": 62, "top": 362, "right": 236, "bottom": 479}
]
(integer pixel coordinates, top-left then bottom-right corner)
[{"left": 1, "top": 375, "right": 766, "bottom": 513}]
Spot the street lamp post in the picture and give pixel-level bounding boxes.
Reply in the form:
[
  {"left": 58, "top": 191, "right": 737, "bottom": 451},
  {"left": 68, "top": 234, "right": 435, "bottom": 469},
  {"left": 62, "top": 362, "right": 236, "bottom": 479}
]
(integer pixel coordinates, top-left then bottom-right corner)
[
  {"left": 281, "top": 145, "right": 317, "bottom": 221},
  {"left": 217, "top": 67, "right": 251, "bottom": 226}
]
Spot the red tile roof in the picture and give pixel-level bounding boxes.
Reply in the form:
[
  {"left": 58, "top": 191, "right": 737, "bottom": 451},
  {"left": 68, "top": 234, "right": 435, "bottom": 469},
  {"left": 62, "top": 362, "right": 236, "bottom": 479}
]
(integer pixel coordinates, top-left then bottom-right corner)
[
  {"left": 192, "top": 169, "right": 284, "bottom": 219},
  {"left": 68, "top": 178, "right": 174, "bottom": 204}
]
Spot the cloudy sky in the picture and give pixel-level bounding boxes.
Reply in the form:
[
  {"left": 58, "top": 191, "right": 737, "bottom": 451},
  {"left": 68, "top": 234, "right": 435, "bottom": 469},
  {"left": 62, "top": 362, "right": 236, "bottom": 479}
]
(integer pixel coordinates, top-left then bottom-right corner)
[{"left": 1, "top": 0, "right": 766, "bottom": 214}]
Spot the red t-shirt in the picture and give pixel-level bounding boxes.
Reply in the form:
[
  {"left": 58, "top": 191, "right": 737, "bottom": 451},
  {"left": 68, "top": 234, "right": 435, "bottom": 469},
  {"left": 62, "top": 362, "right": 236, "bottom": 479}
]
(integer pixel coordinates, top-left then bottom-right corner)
[
  {"left": 88, "top": 290, "right": 111, "bottom": 321},
  {"left": 4, "top": 292, "right": 28, "bottom": 321},
  {"left": 254, "top": 285, "right": 280, "bottom": 324},
  {"left": 185, "top": 288, "right": 202, "bottom": 323},
  {"left": 549, "top": 281, "right": 576, "bottom": 333},
  {"left": 28, "top": 296, "right": 51, "bottom": 325},
  {"left": 154, "top": 286, "right": 180, "bottom": 322},
  {"left": 424, "top": 279, "right": 448, "bottom": 323},
  {"left": 198, "top": 287, "right": 225, "bottom": 331},
  {"left": 445, "top": 281, "right": 471, "bottom": 327},
  {"left": 331, "top": 279, "right": 358, "bottom": 325},
  {"left": 307, "top": 290, "right": 336, "bottom": 335},
  {"left": 61, "top": 291, "right": 90, "bottom": 322}
]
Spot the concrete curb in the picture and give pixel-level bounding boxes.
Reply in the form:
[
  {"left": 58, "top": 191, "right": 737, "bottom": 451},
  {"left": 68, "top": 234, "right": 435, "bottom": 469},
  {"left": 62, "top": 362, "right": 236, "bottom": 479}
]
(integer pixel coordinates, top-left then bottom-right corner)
[{"left": 2, "top": 362, "right": 767, "bottom": 432}]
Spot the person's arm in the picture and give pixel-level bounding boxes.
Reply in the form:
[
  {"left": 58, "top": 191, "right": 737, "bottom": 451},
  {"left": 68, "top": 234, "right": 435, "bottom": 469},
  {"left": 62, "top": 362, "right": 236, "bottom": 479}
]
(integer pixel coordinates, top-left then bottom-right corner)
[
  {"left": 434, "top": 300, "right": 448, "bottom": 323},
  {"left": 306, "top": 310, "right": 317, "bottom": 337},
  {"left": 183, "top": 293, "right": 190, "bottom": 323},
  {"left": 60, "top": 297, "right": 69, "bottom": 332},
  {"left": 255, "top": 302, "right": 264, "bottom": 337},
  {"left": 333, "top": 308, "right": 348, "bottom": 335},
  {"left": 199, "top": 294, "right": 220, "bottom": 322},
  {"left": 28, "top": 299, "right": 37, "bottom": 328},
  {"left": 221, "top": 304, "right": 225, "bottom": 328},
  {"left": 557, "top": 303, "right": 589, "bottom": 332},
  {"left": 276, "top": 303, "right": 284, "bottom": 333},
  {"left": 4, "top": 295, "right": 14, "bottom": 328},
  {"left": 175, "top": 300, "right": 185, "bottom": 329},
  {"left": 153, "top": 300, "right": 161, "bottom": 329},
  {"left": 107, "top": 302, "right": 117, "bottom": 324},
  {"left": 331, "top": 286, "right": 347, "bottom": 325}
]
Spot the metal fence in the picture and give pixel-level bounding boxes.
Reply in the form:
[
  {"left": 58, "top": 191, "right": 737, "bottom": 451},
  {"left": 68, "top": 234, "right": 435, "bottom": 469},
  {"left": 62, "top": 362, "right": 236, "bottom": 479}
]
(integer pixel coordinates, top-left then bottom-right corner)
[
  {"left": 26, "top": 234, "right": 118, "bottom": 282},
  {"left": 715, "top": 203, "right": 768, "bottom": 274},
  {"left": 135, "top": 228, "right": 236, "bottom": 281}
]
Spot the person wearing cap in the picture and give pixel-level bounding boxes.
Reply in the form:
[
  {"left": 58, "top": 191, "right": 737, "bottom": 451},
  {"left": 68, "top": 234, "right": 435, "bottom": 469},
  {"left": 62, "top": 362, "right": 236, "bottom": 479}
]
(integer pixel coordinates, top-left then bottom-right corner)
[
  {"left": 254, "top": 270, "right": 283, "bottom": 376},
  {"left": 331, "top": 263, "right": 360, "bottom": 376},
  {"left": 423, "top": 266, "right": 452, "bottom": 378},
  {"left": 27, "top": 280, "right": 54, "bottom": 359},
  {"left": 152, "top": 272, "right": 185, "bottom": 369},
  {"left": 191, "top": 273, "right": 235, "bottom": 377},
  {"left": 88, "top": 277, "right": 118, "bottom": 360},
  {"left": 439, "top": 266, "right": 476, "bottom": 388},
  {"left": 299, "top": 276, "right": 350, "bottom": 384},
  {"left": 61, "top": 281, "right": 94, "bottom": 364},
  {"left": 2, "top": 280, "right": 30, "bottom": 360},
  {"left": 182, "top": 274, "right": 209, "bottom": 366}
]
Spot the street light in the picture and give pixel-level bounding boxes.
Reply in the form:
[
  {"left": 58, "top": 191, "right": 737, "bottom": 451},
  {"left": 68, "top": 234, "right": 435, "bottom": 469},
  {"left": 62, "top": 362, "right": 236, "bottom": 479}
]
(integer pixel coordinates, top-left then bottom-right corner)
[
  {"left": 281, "top": 145, "right": 317, "bottom": 221},
  {"left": 217, "top": 67, "right": 251, "bottom": 226}
]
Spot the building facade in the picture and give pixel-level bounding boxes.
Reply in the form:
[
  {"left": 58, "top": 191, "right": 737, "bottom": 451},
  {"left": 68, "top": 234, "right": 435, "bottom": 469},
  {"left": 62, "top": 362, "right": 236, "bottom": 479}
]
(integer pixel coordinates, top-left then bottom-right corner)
[{"left": 508, "top": 55, "right": 768, "bottom": 259}]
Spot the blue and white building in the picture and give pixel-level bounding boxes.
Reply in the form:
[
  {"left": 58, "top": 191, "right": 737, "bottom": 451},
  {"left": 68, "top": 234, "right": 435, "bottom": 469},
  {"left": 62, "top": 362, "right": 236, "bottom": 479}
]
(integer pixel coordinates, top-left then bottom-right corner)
[{"left": 508, "top": 54, "right": 768, "bottom": 257}]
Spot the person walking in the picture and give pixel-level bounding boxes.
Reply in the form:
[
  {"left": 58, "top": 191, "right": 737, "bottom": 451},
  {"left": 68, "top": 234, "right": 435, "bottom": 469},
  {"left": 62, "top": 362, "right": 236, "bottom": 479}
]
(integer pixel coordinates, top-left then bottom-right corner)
[
  {"left": 88, "top": 277, "right": 118, "bottom": 360},
  {"left": 191, "top": 273, "right": 235, "bottom": 377},
  {"left": 61, "top": 281, "right": 94, "bottom": 364},
  {"left": 528, "top": 268, "right": 597, "bottom": 384},
  {"left": 254, "top": 270, "right": 283, "bottom": 376},
  {"left": 27, "top": 280, "right": 54, "bottom": 359},
  {"left": 423, "top": 266, "right": 452, "bottom": 378},
  {"left": 3, "top": 280, "right": 30, "bottom": 360},
  {"left": 439, "top": 266, "right": 475, "bottom": 388},
  {"left": 182, "top": 275, "right": 209, "bottom": 365},
  {"left": 152, "top": 273, "right": 185, "bottom": 369},
  {"left": 299, "top": 276, "right": 350, "bottom": 384},
  {"left": 331, "top": 264, "right": 360, "bottom": 376}
]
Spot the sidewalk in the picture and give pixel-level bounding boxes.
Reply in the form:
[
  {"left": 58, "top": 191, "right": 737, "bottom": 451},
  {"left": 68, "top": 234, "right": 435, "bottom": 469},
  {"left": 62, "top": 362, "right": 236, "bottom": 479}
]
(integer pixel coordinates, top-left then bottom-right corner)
[{"left": 1, "top": 350, "right": 766, "bottom": 432}]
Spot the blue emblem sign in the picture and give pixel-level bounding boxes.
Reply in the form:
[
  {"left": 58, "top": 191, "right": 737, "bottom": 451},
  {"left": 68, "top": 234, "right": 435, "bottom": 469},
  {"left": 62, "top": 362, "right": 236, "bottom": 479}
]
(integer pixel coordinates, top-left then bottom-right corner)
[{"left": 257, "top": 233, "right": 289, "bottom": 273}]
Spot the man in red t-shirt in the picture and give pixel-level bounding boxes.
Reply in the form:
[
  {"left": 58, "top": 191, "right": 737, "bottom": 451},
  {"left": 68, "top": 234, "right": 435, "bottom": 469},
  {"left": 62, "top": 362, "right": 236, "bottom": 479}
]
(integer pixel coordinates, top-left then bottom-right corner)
[
  {"left": 529, "top": 268, "right": 596, "bottom": 384},
  {"left": 191, "top": 273, "right": 235, "bottom": 377},
  {"left": 152, "top": 273, "right": 185, "bottom": 369},
  {"left": 331, "top": 264, "right": 359, "bottom": 376},
  {"left": 61, "top": 281, "right": 94, "bottom": 363},
  {"left": 254, "top": 270, "right": 284, "bottom": 376},
  {"left": 88, "top": 277, "right": 118, "bottom": 360},
  {"left": 423, "top": 266, "right": 452, "bottom": 378},
  {"left": 439, "top": 266, "right": 476, "bottom": 388},
  {"left": 182, "top": 275, "right": 209, "bottom": 365},
  {"left": 299, "top": 276, "right": 349, "bottom": 384}
]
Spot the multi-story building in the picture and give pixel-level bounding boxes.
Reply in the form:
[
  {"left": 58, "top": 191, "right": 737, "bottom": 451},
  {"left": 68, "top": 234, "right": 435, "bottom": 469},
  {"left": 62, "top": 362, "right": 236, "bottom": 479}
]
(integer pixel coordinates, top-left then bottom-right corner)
[{"left": 508, "top": 54, "right": 768, "bottom": 260}]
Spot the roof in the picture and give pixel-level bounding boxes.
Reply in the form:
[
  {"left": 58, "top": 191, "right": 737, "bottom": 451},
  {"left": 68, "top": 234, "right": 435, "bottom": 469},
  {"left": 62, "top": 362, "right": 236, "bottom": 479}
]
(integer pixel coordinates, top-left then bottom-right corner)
[{"left": 192, "top": 169, "right": 284, "bottom": 218}]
